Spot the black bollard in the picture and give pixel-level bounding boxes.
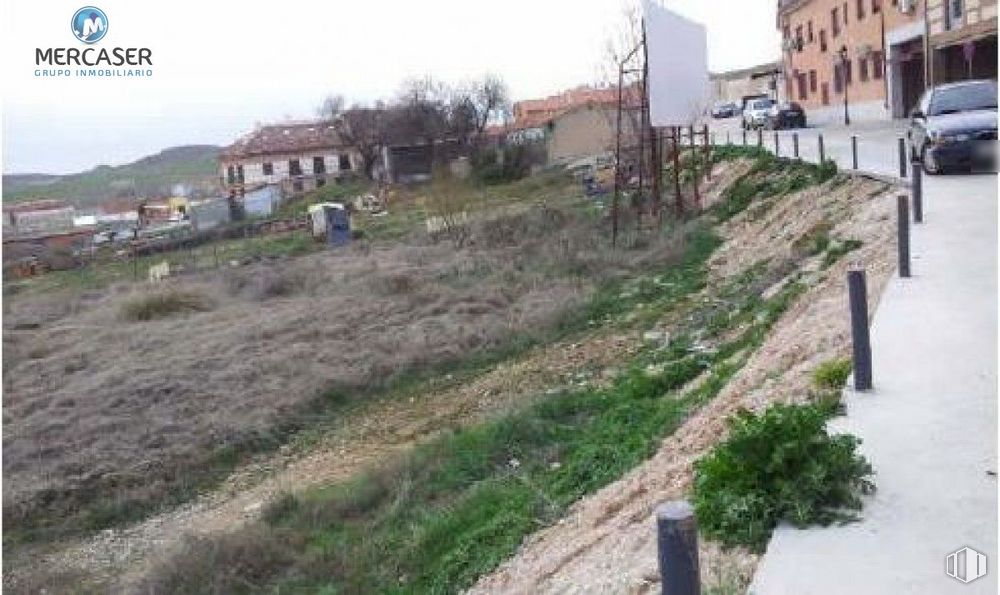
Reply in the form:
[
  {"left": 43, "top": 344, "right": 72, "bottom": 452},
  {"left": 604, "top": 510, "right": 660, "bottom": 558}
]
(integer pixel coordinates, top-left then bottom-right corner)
[
  {"left": 818, "top": 134, "right": 826, "bottom": 163},
  {"left": 898, "top": 138, "right": 908, "bottom": 178},
  {"left": 848, "top": 269, "right": 873, "bottom": 391},
  {"left": 656, "top": 501, "right": 700, "bottom": 595},
  {"left": 851, "top": 135, "right": 858, "bottom": 169},
  {"left": 911, "top": 163, "right": 923, "bottom": 223},
  {"left": 897, "top": 194, "right": 911, "bottom": 278},
  {"left": 757, "top": 128, "right": 763, "bottom": 147},
  {"left": 793, "top": 132, "right": 800, "bottom": 159},
  {"left": 774, "top": 131, "right": 780, "bottom": 155}
]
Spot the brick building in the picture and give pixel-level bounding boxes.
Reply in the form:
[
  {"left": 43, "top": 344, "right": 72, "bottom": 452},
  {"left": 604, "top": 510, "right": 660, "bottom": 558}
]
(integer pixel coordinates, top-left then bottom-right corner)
[
  {"left": 927, "top": 0, "right": 998, "bottom": 84},
  {"left": 512, "top": 86, "right": 623, "bottom": 130},
  {"left": 778, "top": 0, "right": 929, "bottom": 123},
  {"left": 779, "top": 0, "right": 997, "bottom": 124}
]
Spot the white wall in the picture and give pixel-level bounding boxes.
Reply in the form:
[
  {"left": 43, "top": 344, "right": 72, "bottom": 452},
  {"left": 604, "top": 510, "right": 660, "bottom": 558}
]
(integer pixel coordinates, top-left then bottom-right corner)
[{"left": 221, "top": 150, "right": 359, "bottom": 187}]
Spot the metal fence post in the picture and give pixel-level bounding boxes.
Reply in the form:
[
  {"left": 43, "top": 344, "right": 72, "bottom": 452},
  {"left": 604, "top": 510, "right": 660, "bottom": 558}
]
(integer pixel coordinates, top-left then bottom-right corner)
[
  {"left": 818, "top": 133, "right": 825, "bottom": 163},
  {"left": 897, "top": 194, "right": 911, "bottom": 278},
  {"left": 851, "top": 135, "right": 858, "bottom": 169},
  {"left": 793, "top": 132, "right": 800, "bottom": 159},
  {"left": 742, "top": 128, "right": 747, "bottom": 145},
  {"left": 911, "top": 162, "right": 923, "bottom": 223},
  {"left": 757, "top": 128, "right": 763, "bottom": 147},
  {"left": 657, "top": 501, "right": 700, "bottom": 595},
  {"left": 898, "top": 138, "right": 908, "bottom": 178},
  {"left": 774, "top": 131, "right": 780, "bottom": 156},
  {"left": 848, "top": 269, "right": 873, "bottom": 391}
]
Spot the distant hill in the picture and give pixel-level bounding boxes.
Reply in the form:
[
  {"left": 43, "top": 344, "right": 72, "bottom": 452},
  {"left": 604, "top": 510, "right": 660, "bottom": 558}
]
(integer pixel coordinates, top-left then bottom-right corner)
[{"left": 3, "top": 145, "right": 223, "bottom": 208}]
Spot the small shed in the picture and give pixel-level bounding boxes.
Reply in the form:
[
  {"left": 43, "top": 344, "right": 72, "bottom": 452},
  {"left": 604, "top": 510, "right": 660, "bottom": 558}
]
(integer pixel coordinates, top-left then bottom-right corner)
[{"left": 307, "top": 202, "right": 350, "bottom": 246}]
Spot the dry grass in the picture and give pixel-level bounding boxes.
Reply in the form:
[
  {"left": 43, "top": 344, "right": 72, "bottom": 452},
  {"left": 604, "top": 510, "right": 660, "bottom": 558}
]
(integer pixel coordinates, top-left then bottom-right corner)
[
  {"left": 2, "top": 199, "right": 686, "bottom": 544},
  {"left": 120, "top": 289, "right": 215, "bottom": 321}
]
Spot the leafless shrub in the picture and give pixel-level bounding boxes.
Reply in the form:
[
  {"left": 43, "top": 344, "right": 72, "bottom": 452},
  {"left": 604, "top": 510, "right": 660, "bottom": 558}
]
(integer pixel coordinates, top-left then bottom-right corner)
[
  {"left": 369, "top": 271, "right": 420, "bottom": 295},
  {"left": 120, "top": 289, "right": 214, "bottom": 321},
  {"left": 140, "top": 526, "right": 294, "bottom": 594}
]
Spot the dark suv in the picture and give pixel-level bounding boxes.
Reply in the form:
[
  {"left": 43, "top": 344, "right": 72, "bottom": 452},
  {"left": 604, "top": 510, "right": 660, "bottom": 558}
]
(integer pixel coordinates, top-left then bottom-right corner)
[
  {"left": 909, "top": 80, "right": 998, "bottom": 175},
  {"left": 769, "top": 102, "right": 807, "bottom": 130}
]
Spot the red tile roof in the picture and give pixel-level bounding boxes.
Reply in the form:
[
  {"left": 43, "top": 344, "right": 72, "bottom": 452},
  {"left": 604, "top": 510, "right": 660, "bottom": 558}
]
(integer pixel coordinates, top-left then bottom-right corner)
[
  {"left": 221, "top": 121, "right": 347, "bottom": 160},
  {"left": 512, "top": 85, "right": 642, "bottom": 130}
]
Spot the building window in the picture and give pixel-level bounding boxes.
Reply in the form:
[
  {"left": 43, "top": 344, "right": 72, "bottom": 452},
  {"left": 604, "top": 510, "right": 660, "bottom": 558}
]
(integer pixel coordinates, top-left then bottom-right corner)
[
  {"left": 845, "top": 59, "right": 853, "bottom": 84},
  {"left": 313, "top": 156, "right": 326, "bottom": 174},
  {"left": 859, "top": 56, "right": 870, "bottom": 81},
  {"left": 857, "top": 0, "right": 865, "bottom": 20},
  {"left": 797, "top": 72, "right": 808, "bottom": 99},
  {"left": 822, "top": 82, "right": 831, "bottom": 105},
  {"left": 795, "top": 25, "right": 804, "bottom": 51},
  {"left": 832, "top": 8, "right": 840, "bottom": 36},
  {"left": 236, "top": 165, "right": 244, "bottom": 184},
  {"left": 289, "top": 159, "right": 302, "bottom": 176},
  {"left": 873, "top": 51, "right": 885, "bottom": 79},
  {"left": 843, "top": 2, "right": 848, "bottom": 24},
  {"left": 834, "top": 64, "right": 844, "bottom": 93},
  {"left": 946, "top": 0, "right": 963, "bottom": 29},
  {"left": 262, "top": 162, "right": 273, "bottom": 176},
  {"left": 339, "top": 154, "right": 351, "bottom": 171},
  {"left": 808, "top": 21, "right": 814, "bottom": 42},
  {"left": 809, "top": 69, "right": 818, "bottom": 92},
  {"left": 873, "top": 0, "right": 881, "bottom": 14},
  {"left": 226, "top": 165, "right": 235, "bottom": 184},
  {"left": 820, "top": 29, "right": 828, "bottom": 52}
]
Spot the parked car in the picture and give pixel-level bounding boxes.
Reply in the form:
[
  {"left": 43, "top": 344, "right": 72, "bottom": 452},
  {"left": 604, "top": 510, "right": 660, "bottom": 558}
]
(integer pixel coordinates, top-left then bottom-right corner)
[
  {"left": 711, "top": 101, "right": 740, "bottom": 119},
  {"left": 742, "top": 97, "right": 777, "bottom": 130},
  {"left": 909, "top": 79, "right": 997, "bottom": 175},
  {"left": 768, "top": 101, "right": 807, "bottom": 129}
]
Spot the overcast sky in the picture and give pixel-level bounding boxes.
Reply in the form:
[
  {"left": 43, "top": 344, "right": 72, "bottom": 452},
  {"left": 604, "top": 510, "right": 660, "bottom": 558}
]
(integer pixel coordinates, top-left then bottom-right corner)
[{"left": 1, "top": 0, "right": 780, "bottom": 174}]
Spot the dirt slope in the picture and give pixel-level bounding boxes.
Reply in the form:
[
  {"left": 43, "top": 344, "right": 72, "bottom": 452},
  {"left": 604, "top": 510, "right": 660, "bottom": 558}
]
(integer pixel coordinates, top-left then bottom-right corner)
[{"left": 468, "top": 175, "right": 898, "bottom": 594}]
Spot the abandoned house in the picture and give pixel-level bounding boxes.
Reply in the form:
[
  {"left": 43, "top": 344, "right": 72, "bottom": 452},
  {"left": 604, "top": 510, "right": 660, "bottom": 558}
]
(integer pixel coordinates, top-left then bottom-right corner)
[{"left": 219, "top": 121, "right": 361, "bottom": 197}]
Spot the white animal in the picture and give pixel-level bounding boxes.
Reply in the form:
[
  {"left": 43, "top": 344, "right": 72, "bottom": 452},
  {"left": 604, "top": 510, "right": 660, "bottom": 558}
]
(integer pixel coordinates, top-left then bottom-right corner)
[{"left": 148, "top": 261, "right": 171, "bottom": 283}]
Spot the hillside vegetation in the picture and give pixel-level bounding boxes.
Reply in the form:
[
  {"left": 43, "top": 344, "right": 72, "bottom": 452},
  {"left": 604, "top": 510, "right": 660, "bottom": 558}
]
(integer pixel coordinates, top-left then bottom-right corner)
[
  {"left": 4, "top": 148, "right": 899, "bottom": 593},
  {"left": 2, "top": 145, "right": 221, "bottom": 206}
]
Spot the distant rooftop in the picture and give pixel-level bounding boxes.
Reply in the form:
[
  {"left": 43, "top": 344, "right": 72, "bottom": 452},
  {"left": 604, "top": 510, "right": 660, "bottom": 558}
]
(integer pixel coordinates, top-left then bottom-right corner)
[{"left": 221, "top": 121, "right": 346, "bottom": 160}]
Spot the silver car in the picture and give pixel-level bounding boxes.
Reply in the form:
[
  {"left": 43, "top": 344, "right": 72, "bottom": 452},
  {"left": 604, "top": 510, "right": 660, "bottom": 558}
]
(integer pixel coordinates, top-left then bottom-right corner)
[{"left": 743, "top": 98, "right": 777, "bottom": 130}]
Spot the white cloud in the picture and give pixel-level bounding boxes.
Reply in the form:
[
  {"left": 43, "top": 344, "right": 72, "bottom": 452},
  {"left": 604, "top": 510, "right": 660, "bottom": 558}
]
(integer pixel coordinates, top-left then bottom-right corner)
[{"left": 2, "top": 0, "right": 780, "bottom": 173}]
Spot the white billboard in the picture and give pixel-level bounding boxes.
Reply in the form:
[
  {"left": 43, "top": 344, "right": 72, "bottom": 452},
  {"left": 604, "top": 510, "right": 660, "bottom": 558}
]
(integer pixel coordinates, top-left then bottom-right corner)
[{"left": 642, "top": 0, "right": 710, "bottom": 127}]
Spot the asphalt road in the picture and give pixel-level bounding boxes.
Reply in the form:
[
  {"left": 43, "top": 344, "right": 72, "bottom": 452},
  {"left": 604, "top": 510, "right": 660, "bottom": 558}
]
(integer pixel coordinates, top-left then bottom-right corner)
[{"left": 707, "top": 116, "right": 914, "bottom": 179}]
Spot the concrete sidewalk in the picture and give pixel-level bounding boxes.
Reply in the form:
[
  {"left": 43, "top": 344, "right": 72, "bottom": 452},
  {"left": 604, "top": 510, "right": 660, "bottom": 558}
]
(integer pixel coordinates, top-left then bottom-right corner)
[{"left": 750, "top": 173, "right": 998, "bottom": 594}]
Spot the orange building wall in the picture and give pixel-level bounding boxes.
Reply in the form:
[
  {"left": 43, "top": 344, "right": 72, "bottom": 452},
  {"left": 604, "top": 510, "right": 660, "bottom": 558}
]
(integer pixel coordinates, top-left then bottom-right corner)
[{"left": 779, "top": 0, "right": 925, "bottom": 121}]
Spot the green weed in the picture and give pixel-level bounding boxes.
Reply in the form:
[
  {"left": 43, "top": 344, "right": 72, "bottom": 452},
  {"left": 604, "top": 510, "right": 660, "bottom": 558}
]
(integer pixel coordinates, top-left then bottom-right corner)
[{"left": 693, "top": 402, "right": 874, "bottom": 551}]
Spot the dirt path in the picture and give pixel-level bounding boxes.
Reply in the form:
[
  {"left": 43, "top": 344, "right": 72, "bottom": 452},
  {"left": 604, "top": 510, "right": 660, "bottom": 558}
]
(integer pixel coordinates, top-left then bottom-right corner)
[
  {"left": 469, "top": 176, "right": 899, "bottom": 594},
  {"left": 5, "top": 328, "right": 637, "bottom": 593}
]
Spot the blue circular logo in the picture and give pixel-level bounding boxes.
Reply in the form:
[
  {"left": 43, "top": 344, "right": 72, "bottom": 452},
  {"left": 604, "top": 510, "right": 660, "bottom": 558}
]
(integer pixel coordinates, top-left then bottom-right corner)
[{"left": 71, "top": 6, "right": 108, "bottom": 44}]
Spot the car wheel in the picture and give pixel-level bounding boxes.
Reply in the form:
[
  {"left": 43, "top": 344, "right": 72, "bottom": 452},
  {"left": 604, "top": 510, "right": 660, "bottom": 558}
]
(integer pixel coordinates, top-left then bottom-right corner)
[{"left": 921, "top": 147, "right": 941, "bottom": 175}]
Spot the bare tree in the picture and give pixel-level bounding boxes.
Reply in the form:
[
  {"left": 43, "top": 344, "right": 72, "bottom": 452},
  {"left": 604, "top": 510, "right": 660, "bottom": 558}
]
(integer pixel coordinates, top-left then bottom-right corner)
[
  {"left": 320, "top": 95, "right": 388, "bottom": 180},
  {"left": 424, "top": 164, "right": 473, "bottom": 248},
  {"left": 460, "top": 74, "right": 511, "bottom": 135}
]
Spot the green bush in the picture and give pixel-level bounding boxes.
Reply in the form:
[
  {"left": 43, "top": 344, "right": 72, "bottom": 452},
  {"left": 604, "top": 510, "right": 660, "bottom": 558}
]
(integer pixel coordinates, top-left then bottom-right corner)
[
  {"left": 813, "top": 358, "right": 853, "bottom": 389},
  {"left": 693, "top": 403, "right": 874, "bottom": 551}
]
